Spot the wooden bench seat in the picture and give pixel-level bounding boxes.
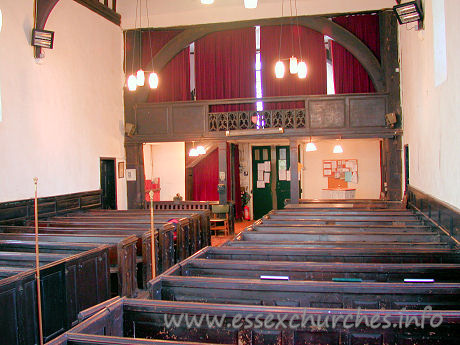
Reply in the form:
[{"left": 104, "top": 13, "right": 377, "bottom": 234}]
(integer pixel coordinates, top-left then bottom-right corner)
[
  {"left": 227, "top": 240, "right": 449, "bottom": 248},
  {"left": 51, "top": 297, "right": 460, "bottom": 345},
  {"left": 169, "top": 258, "right": 460, "bottom": 282},
  {"left": 148, "top": 276, "right": 460, "bottom": 310},
  {"left": 199, "top": 246, "right": 460, "bottom": 263}
]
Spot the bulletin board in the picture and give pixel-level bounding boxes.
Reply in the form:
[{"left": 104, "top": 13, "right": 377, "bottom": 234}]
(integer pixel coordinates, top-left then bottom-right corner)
[{"left": 323, "top": 159, "right": 358, "bottom": 183}]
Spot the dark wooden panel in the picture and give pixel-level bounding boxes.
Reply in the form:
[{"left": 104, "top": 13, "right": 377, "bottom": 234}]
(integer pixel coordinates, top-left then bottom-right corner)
[
  {"left": 136, "top": 106, "right": 170, "bottom": 136},
  {"left": 172, "top": 105, "right": 206, "bottom": 134},
  {"left": 308, "top": 99, "right": 345, "bottom": 128},
  {"left": 350, "top": 97, "right": 386, "bottom": 127}
]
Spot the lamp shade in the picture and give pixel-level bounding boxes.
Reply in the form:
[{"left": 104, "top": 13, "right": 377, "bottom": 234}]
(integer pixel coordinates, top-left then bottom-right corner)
[
  {"left": 189, "top": 148, "right": 199, "bottom": 157},
  {"left": 275, "top": 60, "right": 285, "bottom": 78},
  {"left": 333, "top": 144, "right": 343, "bottom": 154},
  {"left": 136, "top": 69, "right": 145, "bottom": 86},
  {"left": 127, "top": 75, "right": 137, "bottom": 91},
  {"left": 149, "top": 72, "right": 159, "bottom": 89},
  {"left": 289, "top": 56, "right": 298, "bottom": 74},
  {"left": 297, "top": 61, "right": 308, "bottom": 79},
  {"left": 305, "top": 142, "right": 317, "bottom": 152},
  {"left": 201, "top": 0, "right": 214, "bottom": 4},
  {"left": 196, "top": 146, "right": 206, "bottom": 155},
  {"left": 244, "top": 0, "right": 258, "bottom": 9}
]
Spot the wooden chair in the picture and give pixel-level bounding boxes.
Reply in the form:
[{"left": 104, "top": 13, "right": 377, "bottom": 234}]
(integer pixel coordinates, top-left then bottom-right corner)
[{"left": 210, "top": 204, "right": 230, "bottom": 236}]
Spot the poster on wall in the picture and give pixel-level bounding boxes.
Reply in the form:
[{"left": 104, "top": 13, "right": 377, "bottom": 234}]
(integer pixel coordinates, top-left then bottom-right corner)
[
  {"left": 323, "top": 159, "right": 358, "bottom": 182},
  {"left": 126, "top": 169, "right": 137, "bottom": 181}
]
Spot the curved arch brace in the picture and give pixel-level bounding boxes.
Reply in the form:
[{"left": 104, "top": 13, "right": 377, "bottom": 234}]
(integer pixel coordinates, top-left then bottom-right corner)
[{"left": 147, "top": 16, "right": 385, "bottom": 94}]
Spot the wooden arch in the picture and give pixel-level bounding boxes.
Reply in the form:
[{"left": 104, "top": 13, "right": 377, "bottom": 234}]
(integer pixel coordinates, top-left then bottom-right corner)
[{"left": 145, "top": 16, "right": 385, "bottom": 94}]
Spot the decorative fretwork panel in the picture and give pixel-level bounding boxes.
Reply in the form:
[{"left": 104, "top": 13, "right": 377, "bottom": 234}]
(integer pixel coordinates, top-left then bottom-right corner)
[{"left": 208, "top": 108, "right": 306, "bottom": 132}]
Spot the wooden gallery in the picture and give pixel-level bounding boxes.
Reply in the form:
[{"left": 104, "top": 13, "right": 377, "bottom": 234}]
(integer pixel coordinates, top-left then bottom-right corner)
[{"left": 1, "top": 0, "right": 460, "bottom": 344}]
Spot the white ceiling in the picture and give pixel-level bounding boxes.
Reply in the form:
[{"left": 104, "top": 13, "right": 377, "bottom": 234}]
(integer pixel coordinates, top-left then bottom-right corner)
[{"left": 117, "top": 0, "right": 396, "bottom": 29}]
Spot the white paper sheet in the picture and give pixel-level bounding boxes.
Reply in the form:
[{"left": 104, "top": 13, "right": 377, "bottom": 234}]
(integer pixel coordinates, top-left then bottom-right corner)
[
  {"left": 324, "top": 169, "right": 332, "bottom": 176},
  {"left": 258, "top": 163, "right": 265, "bottom": 171},
  {"left": 264, "top": 161, "right": 271, "bottom": 171},
  {"left": 264, "top": 172, "right": 270, "bottom": 183},
  {"left": 257, "top": 180, "right": 265, "bottom": 188},
  {"left": 286, "top": 170, "right": 291, "bottom": 181},
  {"left": 279, "top": 170, "right": 287, "bottom": 181},
  {"left": 258, "top": 170, "right": 264, "bottom": 181},
  {"left": 332, "top": 161, "right": 337, "bottom": 169}
]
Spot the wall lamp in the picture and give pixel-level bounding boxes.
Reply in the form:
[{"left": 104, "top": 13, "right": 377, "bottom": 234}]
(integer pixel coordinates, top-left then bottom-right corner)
[{"left": 393, "top": 0, "right": 424, "bottom": 29}]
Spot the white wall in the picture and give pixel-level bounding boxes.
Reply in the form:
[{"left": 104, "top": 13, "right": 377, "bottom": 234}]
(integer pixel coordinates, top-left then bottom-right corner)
[
  {"left": 0, "top": 0, "right": 126, "bottom": 208},
  {"left": 301, "top": 139, "right": 381, "bottom": 199},
  {"left": 143, "top": 142, "right": 185, "bottom": 201},
  {"left": 400, "top": 0, "right": 460, "bottom": 208},
  {"left": 118, "top": 0, "right": 395, "bottom": 29}
]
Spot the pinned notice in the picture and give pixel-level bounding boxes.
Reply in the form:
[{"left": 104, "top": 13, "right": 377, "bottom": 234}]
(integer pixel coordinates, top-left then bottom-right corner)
[
  {"left": 264, "top": 172, "right": 270, "bottom": 183},
  {"left": 256, "top": 180, "right": 265, "bottom": 188}
]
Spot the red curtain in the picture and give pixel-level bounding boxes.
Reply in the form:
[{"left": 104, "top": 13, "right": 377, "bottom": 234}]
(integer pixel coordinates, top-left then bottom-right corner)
[
  {"left": 195, "top": 28, "right": 256, "bottom": 111},
  {"left": 260, "top": 25, "right": 327, "bottom": 108},
  {"left": 141, "top": 30, "right": 191, "bottom": 102},
  {"left": 192, "top": 149, "right": 219, "bottom": 201},
  {"left": 331, "top": 14, "right": 380, "bottom": 94}
]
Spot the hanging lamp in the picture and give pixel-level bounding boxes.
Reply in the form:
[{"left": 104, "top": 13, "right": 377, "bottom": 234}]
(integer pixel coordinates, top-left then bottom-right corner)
[
  {"left": 305, "top": 137, "right": 317, "bottom": 152},
  {"left": 244, "top": 0, "right": 258, "bottom": 9},
  {"left": 333, "top": 138, "right": 343, "bottom": 154},
  {"left": 196, "top": 145, "right": 206, "bottom": 155}
]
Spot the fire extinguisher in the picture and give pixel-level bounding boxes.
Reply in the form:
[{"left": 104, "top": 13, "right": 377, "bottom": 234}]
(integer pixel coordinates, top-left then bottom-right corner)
[{"left": 244, "top": 206, "right": 250, "bottom": 221}]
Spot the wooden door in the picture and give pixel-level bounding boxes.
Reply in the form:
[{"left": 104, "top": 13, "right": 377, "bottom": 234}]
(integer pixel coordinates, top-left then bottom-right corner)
[
  {"left": 275, "top": 146, "right": 291, "bottom": 210},
  {"left": 252, "top": 146, "right": 272, "bottom": 220},
  {"left": 100, "top": 158, "right": 117, "bottom": 209}
]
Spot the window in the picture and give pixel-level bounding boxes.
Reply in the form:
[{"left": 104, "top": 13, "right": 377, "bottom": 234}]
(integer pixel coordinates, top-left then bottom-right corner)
[{"left": 255, "top": 26, "right": 264, "bottom": 128}]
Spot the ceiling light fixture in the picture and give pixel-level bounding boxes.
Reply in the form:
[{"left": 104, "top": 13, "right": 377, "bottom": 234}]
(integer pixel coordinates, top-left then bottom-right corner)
[
  {"left": 201, "top": 0, "right": 214, "bottom": 4},
  {"left": 244, "top": 0, "right": 258, "bottom": 9},
  {"left": 196, "top": 145, "right": 206, "bottom": 155},
  {"left": 305, "top": 137, "right": 317, "bottom": 152},
  {"left": 333, "top": 138, "right": 343, "bottom": 154},
  {"left": 189, "top": 142, "right": 199, "bottom": 157}
]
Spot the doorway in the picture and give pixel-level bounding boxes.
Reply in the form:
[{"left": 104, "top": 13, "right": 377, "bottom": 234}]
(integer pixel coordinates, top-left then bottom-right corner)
[
  {"left": 252, "top": 146, "right": 272, "bottom": 220},
  {"left": 100, "top": 158, "right": 117, "bottom": 209},
  {"left": 275, "top": 146, "right": 291, "bottom": 209}
]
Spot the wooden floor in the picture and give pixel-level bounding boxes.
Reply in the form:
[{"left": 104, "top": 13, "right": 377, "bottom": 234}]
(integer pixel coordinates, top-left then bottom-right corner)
[{"left": 211, "top": 219, "right": 252, "bottom": 246}]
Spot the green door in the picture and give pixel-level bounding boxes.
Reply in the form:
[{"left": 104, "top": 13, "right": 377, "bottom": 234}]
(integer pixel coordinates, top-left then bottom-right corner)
[
  {"left": 252, "top": 146, "right": 272, "bottom": 220},
  {"left": 276, "top": 146, "right": 291, "bottom": 210}
]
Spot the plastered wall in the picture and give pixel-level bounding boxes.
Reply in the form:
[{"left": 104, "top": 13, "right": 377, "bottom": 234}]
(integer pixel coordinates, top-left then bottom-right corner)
[{"left": 0, "top": 0, "right": 126, "bottom": 208}]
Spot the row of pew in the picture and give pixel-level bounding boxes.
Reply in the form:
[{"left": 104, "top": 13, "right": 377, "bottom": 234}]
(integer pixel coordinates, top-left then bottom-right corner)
[
  {"left": 48, "top": 200, "right": 460, "bottom": 344},
  {"left": 0, "top": 204, "right": 212, "bottom": 345}
]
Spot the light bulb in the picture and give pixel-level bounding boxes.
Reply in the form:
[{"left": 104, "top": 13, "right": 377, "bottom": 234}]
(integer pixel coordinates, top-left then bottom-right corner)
[
  {"left": 244, "top": 0, "right": 258, "bottom": 9},
  {"left": 136, "top": 69, "right": 145, "bottom": 86},
  {"left": 305, "top": 142, "right": 317, "bottom": 152},
  {"left": 297, "top": 61, "right": 308, "bottom": 79},
  {"left": 275, "top": 60, "right": 285, "bottom": 79},
  {"left": 201, "top": 0, "right": 214, "bottom": 4},
  {"left": 196, "top": 146, "right": 206, "bottom": 155},
  {"left": 333, "top": 144, "right": 343, "bottom": 154},
  {"left": 149, "top": 72, "right": 159, "bottom": 89},
  {"left": 189, "top": 148, "right": 199, "bottom": 157},
  {"left": 289, "top": 56, "right": 298, "bottom": 74},
  {"left": 127, "top": 74, "right": 137, "bottom": 91}
]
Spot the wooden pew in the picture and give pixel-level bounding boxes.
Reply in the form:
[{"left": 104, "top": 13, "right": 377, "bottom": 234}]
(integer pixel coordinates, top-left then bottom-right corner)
[
  {"left": 0, "top": 231, "right": 138, "bottom": 297},
  {"left": 48, "top": 297, "right": 460, "bottom": 345},
  {"left": 252, "top": 223, "right": 434, "bottom": 233},
  {"left": 237, "top": 231, "right": 441, "bottom": 243},
  {"left": 199, "top": 246, "right": 460, "bottom": 264},
  {"left": 167, "top": 258, "right": 460, "bottom": 282},
  {"left": 285, "top": 199, "right": 403, "bottom": 209},
  {"left": 148, "top": 276, "right": 460, "bottom": 310},
  {"left": 0, "top": 244, "right": 110, "bottom": 345}
]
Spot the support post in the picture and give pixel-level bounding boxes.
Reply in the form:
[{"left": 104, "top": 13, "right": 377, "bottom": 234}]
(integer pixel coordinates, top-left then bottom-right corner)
[
  {"left": 149, "top": 190, "right": 156, "bottom": 279},
  {"left": 289, "top": 139, "right": 300, "bottom": 204},
  {"left": 126, "top": 143, "right": 145, "bottom": 209},
  {"left": 33, "top": 178, "right": 44, "bottom": 345},
  {"left": 218, "top": 142, "right": 227, "bottom": 205}
]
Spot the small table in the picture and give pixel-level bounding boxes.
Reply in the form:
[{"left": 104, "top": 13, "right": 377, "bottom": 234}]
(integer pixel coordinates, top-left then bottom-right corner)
[{"left": 322, "top": 188, "right": 356, "bottom": 199}]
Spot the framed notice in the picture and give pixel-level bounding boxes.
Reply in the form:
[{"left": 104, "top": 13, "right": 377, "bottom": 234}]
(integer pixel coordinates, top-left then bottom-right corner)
[
  {"left": 118, "top": 162, "right": 125, "bottom": 178},
  {"left": 323, "top": 159, "right": 358, "bottom": 182}
]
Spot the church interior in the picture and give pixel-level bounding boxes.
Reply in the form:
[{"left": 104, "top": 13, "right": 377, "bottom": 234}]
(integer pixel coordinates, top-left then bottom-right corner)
[{"left": 0, "top": 0, "right": 460, "bottom": 344}]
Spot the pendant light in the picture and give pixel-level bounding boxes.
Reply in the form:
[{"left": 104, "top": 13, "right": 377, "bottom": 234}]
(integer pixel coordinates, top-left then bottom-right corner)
[
  {"left": 196, "top": 145, "right": 206, "bottom": 155},
  {"left": 189, "top": 142, "right": 199, "bottom": 157},
  {"left": 149, "top": 72, "right": 159, "bottom": 89},
  {"left": 137, "top": 69, "right": 145, "bottom": 86},
  {"left": 201, "top": 0, "right": 214, "bottom": 4},
  {"left": 305, "top": 137, "right": 317, "bottom": 152},
  {"left": 289, "top": 56, "right": 298, "bottom": 74},
  {"left": 244, "top": 0, "right": 258, "bottom": 9},
  {"left": 127, "top": 74, "right": 137, "bottom": 91},
  {"left": 297, "top": 61, "right": 307, "bottom": 79},
  {"left": 333, "top": 138, "right": 343, "bottom": 154},
  {"left": 275, "top": 61, "right": 285, "bottom": 78}
]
